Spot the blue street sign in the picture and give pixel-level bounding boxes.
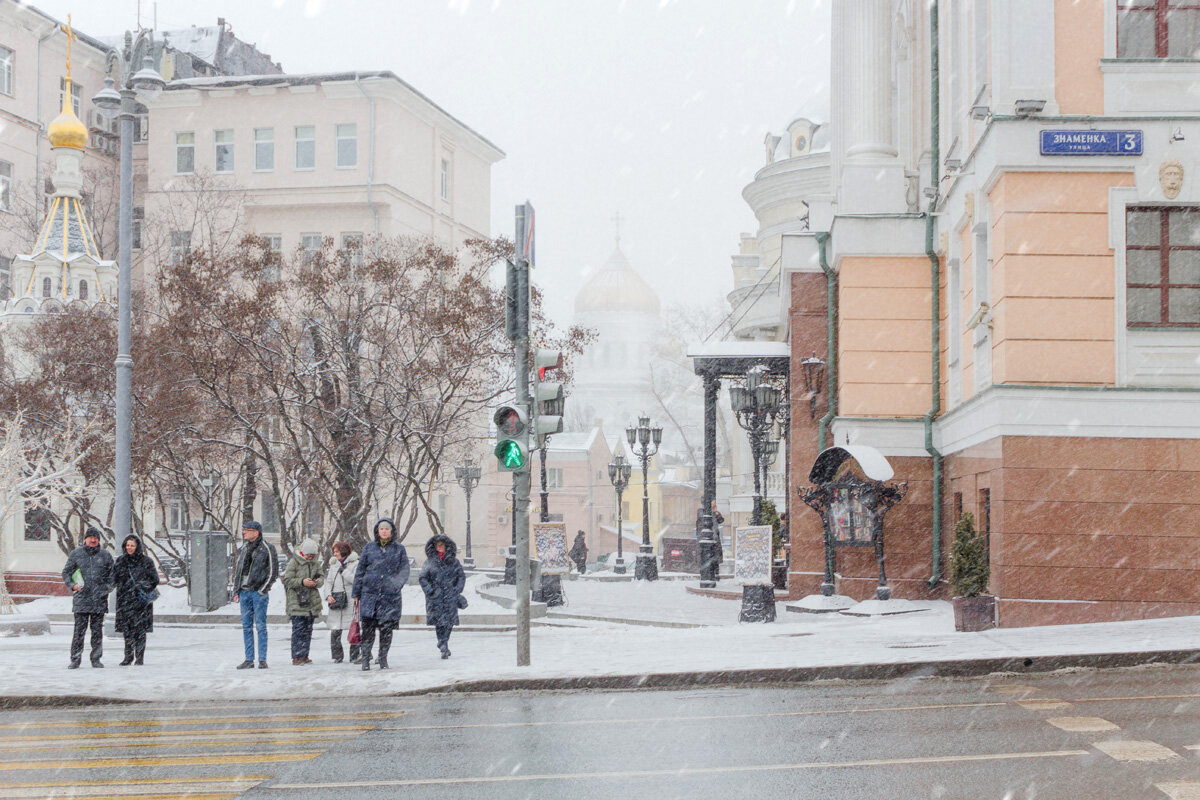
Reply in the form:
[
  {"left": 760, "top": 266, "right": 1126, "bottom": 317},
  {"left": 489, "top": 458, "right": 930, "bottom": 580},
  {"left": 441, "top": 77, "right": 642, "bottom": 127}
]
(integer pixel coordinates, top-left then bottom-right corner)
[{"left": 1040, "top": 130, "right": 1143, "bottom": 156}]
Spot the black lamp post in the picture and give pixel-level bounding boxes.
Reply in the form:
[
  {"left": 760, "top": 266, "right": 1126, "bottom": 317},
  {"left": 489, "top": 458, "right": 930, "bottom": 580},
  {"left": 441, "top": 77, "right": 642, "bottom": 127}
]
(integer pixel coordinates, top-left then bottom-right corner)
[
  {"left": 454, "top": 457, "right": 481, "bottom": 570},
  {"left": 730, "top": 366, "right": 783, "bottom": 526},
  {"left": 626, "top": 415, "right": 662, "bottom": 581},
  {"left": 607, "top": 452, "right": 632, "bottom": 575}
]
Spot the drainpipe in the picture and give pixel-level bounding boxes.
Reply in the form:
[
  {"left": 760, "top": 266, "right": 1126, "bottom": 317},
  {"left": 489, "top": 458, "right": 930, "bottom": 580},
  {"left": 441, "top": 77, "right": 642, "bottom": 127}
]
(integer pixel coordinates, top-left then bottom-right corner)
[
  {"left": 353, "top": 73, "right": 381, "bottom": 248},
  {"left": 816, "top": 231, "right": 837, "bottom": 451},
  {"left": 925, "top": 0, "right": 944, "bottom": 590}
]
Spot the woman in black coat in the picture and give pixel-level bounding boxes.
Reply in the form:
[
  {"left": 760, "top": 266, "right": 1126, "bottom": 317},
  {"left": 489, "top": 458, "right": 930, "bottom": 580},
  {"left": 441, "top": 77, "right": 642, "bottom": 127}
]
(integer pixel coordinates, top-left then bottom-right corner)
[
  {"left": 113, "top": 534, "right": 158, "bottom": 665},
  {"left": 351, "top": 517, "right": 410, "bottom": 671},
  {"left": 419, "top": 534, "right": 466, "bottom": 659}
]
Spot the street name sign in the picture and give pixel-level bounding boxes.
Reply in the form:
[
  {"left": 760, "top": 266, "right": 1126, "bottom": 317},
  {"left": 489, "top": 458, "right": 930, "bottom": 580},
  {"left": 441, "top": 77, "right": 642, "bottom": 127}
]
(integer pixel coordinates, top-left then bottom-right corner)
[{"left": 1040, "top": 130, "right": 1143, "bottom": 156}]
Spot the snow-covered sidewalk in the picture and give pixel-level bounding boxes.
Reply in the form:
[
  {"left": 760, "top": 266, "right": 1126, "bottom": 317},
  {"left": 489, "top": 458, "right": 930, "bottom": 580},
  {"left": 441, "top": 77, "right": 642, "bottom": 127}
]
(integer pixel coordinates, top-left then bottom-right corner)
[{"left": 1, "top": 578, "right": 1198, "bottom": 703}]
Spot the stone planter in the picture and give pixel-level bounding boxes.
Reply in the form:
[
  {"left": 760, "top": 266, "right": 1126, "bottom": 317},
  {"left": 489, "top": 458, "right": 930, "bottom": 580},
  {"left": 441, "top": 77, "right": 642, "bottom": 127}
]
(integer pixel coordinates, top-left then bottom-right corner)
[{"left": 952, "top": 595, "right": 997, "bottom": 632}]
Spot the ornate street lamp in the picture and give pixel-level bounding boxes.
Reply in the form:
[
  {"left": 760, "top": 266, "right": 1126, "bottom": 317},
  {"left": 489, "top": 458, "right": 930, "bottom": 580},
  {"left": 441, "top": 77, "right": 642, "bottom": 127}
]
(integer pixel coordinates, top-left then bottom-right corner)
[
  {"left": 607, "top": 452, "right": 632, "bottom": 575},
  {"left": 454, "top": 457, "right": 481, "bottom": 570},
  {"left": 92, "top": 33, "right": 164, "bottom": 546},
  {"left": 730, "top": 366, "right": 783, "bottom": 526},
  {"left": 800, "top": 353, "right": 825, "bottom": 419},
  {"left": 626, "top": 415, "right": 662, "bottom": 581}
]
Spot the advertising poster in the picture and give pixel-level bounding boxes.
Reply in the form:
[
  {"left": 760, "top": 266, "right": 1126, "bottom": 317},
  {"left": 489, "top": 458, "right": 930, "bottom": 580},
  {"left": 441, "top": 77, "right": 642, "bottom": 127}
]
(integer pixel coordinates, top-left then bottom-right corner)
[
  {"left": 734, "top": 525, "right": 773, "bottom": 586},
  {"left": 533, "top": 522, "right": 569, "bottom": 575}
]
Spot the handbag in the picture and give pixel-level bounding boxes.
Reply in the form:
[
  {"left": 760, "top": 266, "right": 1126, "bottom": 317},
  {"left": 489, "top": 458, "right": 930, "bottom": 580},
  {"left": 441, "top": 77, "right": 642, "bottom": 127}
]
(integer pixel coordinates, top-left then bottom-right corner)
[
  {"left": 348, "top": 616, "right": 361, "bottom": 644},
  {"left": 456, "top": 593, "right": 468, "bottom": 610},
  {"left": 138, "top": 587, "right": 160, "bottom": 604},
  {"left": 329, "top": 591, "right": 348, "bottom": 610}
]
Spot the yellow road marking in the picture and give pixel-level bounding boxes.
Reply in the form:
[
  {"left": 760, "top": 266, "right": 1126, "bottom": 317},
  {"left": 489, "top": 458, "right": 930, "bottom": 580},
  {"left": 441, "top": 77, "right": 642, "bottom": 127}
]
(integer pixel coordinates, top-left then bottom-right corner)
[
  {"left": 380, "top": 701, "right": 1009, "bottom": 732},
  {"left": 0, "top": 711, "right": 404, "bottom": 730},
  {"left": 0, "top": 776, "right": 271, "bottom": 790},
  {"left": 0, "top": 752, "right": 319, "bottom": 771},
  {"left": 1073, "top": 693, "right": 1200, "bottom": 705},
  {"left": 1093, "top": 740, "right": 1181, "bottom": 763},
  {"left": 268, "top": 749, "right": 1091, "bottom": 789},
  {"left": 989, "top": 685, "right": 1040, "bottom": 695},
  {"left": 0, "top": 783, "right": 258, "bottom": 799},
  {"left": 1, "top": 725, "right": 373, "bottom": 743},
  {"left": 3, "top": 735, "right": 350, "bottom": 753},
  {"left": 5, "top": 795, "right": 239, "bottom": 800},
  {"left": 1045, "top": 716, "right": 1121, "bottom": 733}
]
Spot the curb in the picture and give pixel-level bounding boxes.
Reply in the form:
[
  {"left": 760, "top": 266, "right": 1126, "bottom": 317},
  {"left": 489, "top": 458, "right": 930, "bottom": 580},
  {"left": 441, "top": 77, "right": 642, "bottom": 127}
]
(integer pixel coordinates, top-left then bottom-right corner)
[
  {"left": 545, "top": 611, "right": 708, "bottom": 629},
  {"left": 391, "top": 647, "right": 1200, "bottom": 696},
  {"left": 0, "top": 695, "right": 144, "bottom": 710}
]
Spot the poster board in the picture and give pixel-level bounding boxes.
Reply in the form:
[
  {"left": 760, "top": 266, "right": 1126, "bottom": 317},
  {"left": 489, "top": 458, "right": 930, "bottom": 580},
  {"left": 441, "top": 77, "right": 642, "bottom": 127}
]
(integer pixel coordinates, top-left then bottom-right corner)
[
  {"left": 533, "top": 522, "right": 569, "bottom": 575},
  {"left": 734, "top": 525, "right": 773, "bottom": 586}
]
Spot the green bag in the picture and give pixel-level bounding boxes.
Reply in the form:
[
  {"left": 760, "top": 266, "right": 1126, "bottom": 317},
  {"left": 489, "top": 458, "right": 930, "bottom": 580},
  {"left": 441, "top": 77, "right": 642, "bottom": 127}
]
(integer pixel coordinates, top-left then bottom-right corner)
[{"left": 71, "top": 569, "right": 83, "bottom": 587}]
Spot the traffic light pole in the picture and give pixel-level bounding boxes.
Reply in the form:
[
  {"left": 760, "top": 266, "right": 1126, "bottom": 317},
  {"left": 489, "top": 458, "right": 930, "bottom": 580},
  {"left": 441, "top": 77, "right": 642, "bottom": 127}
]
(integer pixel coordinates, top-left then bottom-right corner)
[{"left": 513, "top": 204, "right": 533, "bottom": 667}]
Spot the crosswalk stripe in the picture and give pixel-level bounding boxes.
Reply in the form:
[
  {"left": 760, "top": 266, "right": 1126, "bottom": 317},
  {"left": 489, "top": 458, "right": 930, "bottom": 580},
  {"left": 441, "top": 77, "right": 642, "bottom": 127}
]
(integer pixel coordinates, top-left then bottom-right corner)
[
  {"left": 3, "top": 735, "right": 351, "bottom": 753},
  {"left": 3, "top": 794, "right": 238, "bottom": 800},
  {"left": 1045, "top": 717, "right": 1120, "bottom": 733},
  {"left": 0, "top": 752, "right": 320, "bottom": 771},
  {"left": 1015, "top": 699, "right": 1072, "bottom": 711},
  {"left": 1156, "top": 781, "right": 1200, "bottom": 800},
  {"left": 1, "top": 725, "right": 373, "bottom": 743},
  {"left": 1093, "top": 740, "right": 1181, "bottom": 763},
  {"left": 0, "top": 776, "right": 271, "bottom": 789},
  {"left": 0, "top": 781, "right": 259, "bottom": 799},
  {"left": 0, "top": 711, "right": 404, "bottom": 730}
]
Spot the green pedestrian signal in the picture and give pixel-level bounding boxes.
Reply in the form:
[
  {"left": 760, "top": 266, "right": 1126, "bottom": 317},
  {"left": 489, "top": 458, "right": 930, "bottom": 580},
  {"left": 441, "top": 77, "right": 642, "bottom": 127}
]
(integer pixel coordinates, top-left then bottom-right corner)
[{"left": 493, "top": 404, "right": 530, "bottom": 473}]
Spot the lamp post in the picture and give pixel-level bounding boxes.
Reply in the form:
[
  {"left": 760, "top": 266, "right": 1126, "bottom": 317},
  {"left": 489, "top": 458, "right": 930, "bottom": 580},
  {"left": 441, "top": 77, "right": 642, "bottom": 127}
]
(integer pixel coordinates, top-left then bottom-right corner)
[
  {"left": 92, "top": 33, "right": 164, "bottom": 546},
  {"left": 454, "top": 457, "right": 481, "bottom": 570},
  {"left": 800, "top": 353, "right": 826, "bottom": 419},
  {"left": 607, "top": 452, "right": 632, "bottom": 575},
  {"left": 626, "top": 415, "right": 662, "bottom": 581},
  {"left": 730, "top": 366, "right": 783, "bottom": 526}
]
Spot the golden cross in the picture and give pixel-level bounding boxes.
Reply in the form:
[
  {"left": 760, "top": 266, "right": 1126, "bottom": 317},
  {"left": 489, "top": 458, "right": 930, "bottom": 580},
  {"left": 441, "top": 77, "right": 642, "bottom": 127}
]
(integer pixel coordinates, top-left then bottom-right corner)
[
  {"left": 612, "top": 210, "right": 623, "bottom": 247},
  {"left": 60, "top": 15, "right": 77, "bottom": 83}
]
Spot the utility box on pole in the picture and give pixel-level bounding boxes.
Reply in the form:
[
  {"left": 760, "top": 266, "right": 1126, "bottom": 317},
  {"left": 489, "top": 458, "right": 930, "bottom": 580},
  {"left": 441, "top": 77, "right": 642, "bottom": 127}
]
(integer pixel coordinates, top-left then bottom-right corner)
[{"left": 188, "top": 531, "right": 231, "bottom": 612}]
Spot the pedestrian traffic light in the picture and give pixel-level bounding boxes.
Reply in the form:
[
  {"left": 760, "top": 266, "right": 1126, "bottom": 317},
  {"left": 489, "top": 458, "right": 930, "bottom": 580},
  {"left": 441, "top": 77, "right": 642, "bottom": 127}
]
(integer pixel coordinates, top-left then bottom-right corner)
[
  {"left": 493, "top": 403, "right": 530, "bottom": 472},
  {"left": 533, "top": 349, "right": 564, "bottom": 449}
]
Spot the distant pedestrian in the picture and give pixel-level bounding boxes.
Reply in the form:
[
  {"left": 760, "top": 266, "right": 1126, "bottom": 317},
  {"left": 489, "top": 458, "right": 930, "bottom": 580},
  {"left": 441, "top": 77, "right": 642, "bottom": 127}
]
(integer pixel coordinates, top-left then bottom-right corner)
[
  {"left": 325, "top": 541, "right": 359, "bottom": 664},
  {"left": 419, "top": 534, "right": 466, "bottom": 659},
  {"left": 283, "top": 538, "right": 325, "bottom": 666},
  {"left": 113, "top": 534, "right": 158, "bottom": 666},
  {"left": 352, "top": 517, "right": 410, "bottom": 671},
  {"left": 233, "top": 521, "right": 278, "bottom": 670},
  {"left": 61, "top": 527, "right": 115, "bottom": 669},
  {"left": 569, "top": 531, "right": 588, "bottom": 574}
]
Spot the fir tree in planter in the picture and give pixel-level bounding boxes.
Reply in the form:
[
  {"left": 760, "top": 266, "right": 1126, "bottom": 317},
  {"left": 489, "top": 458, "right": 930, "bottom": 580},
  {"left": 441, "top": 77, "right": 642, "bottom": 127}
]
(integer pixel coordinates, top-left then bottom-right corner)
[{"left": 949, "top": 513, "right": 996, "bottom": 631}]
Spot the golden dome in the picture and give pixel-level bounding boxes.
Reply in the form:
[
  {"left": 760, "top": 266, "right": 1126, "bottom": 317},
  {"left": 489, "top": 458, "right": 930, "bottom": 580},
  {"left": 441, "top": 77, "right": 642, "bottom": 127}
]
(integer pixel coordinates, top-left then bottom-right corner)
[
  {"left": 47, "top": 83, "right": 87, "bottom": 150},
  {"left": 574, "top": 246, "right": 661, "bottom": 316}
]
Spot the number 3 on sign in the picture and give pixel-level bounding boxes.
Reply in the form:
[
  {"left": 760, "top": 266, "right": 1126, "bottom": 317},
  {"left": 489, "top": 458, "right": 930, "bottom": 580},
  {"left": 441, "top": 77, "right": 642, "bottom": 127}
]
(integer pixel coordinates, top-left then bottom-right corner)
[{"left": 1122, "top": 133, "right": 1137, "bottom": 151}]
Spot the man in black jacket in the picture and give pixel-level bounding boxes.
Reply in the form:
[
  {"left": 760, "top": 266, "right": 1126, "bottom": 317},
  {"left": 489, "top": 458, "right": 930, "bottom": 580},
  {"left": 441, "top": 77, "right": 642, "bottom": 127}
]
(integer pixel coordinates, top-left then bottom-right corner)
[
  {"left": 232, "top": 521, "right": 278, "bottom": 669},
  {"left": 61, "top": 527, "right": 115, "bottom": 668}
]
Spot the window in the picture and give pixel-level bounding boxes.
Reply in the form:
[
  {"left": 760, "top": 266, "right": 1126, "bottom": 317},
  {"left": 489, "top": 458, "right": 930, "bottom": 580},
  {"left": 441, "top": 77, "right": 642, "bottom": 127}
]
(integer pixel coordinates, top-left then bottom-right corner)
[
  {"left": 0, "top": 160, "right": 10, "bottom": 212},
  {"left": 214, "top": 129, "right": 234, "bottom": 173},
  {"left": 300, "top": 233, "right": 321, "bottom": 265},
  {"left": 335, "top": 123, "right": 357, "bottom": 168},
  {"left": 0, "top": 45, "right": 12, "bottom": 96},
  {"left": 262, "top": 234, "right": 282, "bottom": 253},
  {"left": 170, "top": 230, "right": 191, "bottom": 266},
  {"left": 175, "top": 131, "right": 195, "bottom": 174},
  {"left": 547, "top": 468, "right": 564, "bottom": 489},
  {"left": 440, "top": 158, "right": 451, "bottom": 201},
  {"left": 341, "top": 232, "right": 363, "bottom": 266},
  {"left": 254, "top": 128, "right": 274, "bottom": 171},
  {"left": 79, "top": 280, "right": 88, "bottom": 301},
  {"left": 59, "top": 78, "right": 81, "bottom": 116},
  {"left": 294, "top": 125, "right": 315, "bottom": 169},
  {"left": 1117, "top": 0, "right": 1200, "bottom": 58},
  {"left": 24, "top": 499, "right": 52, "bottom": 542},
  {"left": 42, "top": 277, "right": 51, "bottom": 298},
  {"left": 260, "top": 489, "right": 280, "bottom": 534},
  {"left": 1126, "top": 207, "right": 1200, "bottom": 326},
  {"left": 262, "top": 235, "right": 282, "bottom": 281},
  {"left": 0, "top": 256, "right": 9, "bottom": 299},
  {"left": 166, "top": 492, "right": 186, "bottom": 532},
  {"left": 978, "top": 487, "right": 991, "bottom": 571},
  {"left": 132, "top": 206, "right": 143, "bottom": 251}
]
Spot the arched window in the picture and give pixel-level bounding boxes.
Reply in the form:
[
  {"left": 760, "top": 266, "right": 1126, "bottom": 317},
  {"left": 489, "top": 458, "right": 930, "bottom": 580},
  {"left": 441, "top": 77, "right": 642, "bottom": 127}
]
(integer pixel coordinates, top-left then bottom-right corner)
[
  {"left": 79, "top": 280, "right": 88, "bottom": 301},
  {"left": 42, "top": 277, "right": 51, "bottom": 298}
]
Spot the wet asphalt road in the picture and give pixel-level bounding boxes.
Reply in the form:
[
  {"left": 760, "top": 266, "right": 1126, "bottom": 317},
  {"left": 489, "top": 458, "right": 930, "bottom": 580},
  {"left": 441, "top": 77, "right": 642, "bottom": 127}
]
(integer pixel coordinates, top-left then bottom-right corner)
[{"left": 1, "top": 665, "right": 1198, "bottom": 799}]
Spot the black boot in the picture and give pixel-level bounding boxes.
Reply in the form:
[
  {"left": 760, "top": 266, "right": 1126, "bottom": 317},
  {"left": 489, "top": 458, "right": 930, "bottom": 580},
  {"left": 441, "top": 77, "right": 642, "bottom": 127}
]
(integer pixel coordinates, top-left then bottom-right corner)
[
  {"left": 331, "top": 630, "right": 344, "bottom": 663},
  {"left": 361, "top": 656, "right": 371, "bottom": 671}
]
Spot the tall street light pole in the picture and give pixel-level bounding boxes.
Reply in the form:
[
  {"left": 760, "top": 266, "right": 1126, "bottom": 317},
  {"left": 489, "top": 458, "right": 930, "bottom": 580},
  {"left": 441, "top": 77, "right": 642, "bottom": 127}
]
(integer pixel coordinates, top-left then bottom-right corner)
[
  {"left": 608, "top": 452, "right": 631, "bottom": 575},
  {"left": 626, "top": 416, "right": 661, "bottom": 581},
  {"left": 454, "top": 457, "right": 481, "bottom": 570},
  {"left": 92, "top": 34, "right": 164, "bottom": 546}
]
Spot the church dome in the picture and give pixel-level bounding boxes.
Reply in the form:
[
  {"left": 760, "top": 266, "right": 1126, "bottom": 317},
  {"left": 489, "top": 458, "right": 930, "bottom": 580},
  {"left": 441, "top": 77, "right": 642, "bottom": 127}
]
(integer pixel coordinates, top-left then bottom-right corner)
[
  {"left": 574, "top": 245, "right": 661, "bottom": 316},
  {"left": 47, "top": 84, "right": 87, "bottom": 150}
]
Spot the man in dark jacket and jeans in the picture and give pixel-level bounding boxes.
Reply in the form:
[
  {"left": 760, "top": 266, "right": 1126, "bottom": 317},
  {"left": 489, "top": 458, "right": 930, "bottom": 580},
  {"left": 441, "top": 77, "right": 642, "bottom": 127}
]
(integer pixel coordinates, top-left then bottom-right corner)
[
  {"left": 62, "top": 527, "right": 115, "bottom": 668},
  {"left": 232, "top": 521, "right": 278, "bottom": 669}
]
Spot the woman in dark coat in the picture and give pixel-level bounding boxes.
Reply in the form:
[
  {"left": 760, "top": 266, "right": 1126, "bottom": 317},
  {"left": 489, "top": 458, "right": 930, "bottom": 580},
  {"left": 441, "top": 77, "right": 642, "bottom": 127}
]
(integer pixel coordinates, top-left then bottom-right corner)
[
  {"left": 351, "top": 517, "right": 410, "bottom": 671},
  {"left": 113, "top": 534, "right": 157, "bottom": 665},
  {"left": 569, "top": 531, "right": 588, "bottom": 574},
  {"left": 419, "top": 534, "right": 466, "bottom": 659}
]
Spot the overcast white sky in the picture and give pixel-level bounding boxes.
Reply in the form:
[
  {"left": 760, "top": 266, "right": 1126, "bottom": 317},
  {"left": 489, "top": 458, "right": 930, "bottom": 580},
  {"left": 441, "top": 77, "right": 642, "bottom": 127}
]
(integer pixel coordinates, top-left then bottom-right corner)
[{"left": 31, "top": 0, "right": 831, "bottom": 327}]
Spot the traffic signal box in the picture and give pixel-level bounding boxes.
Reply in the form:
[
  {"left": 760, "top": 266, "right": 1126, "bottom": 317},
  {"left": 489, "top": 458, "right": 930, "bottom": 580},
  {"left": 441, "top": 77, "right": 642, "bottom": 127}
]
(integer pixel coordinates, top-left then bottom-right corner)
[
  {"left": 493, "top": 404, "right": 531, "bottom": 473},
  {"left": 533, "top": 350, "right": 565, "bottom": 449}
]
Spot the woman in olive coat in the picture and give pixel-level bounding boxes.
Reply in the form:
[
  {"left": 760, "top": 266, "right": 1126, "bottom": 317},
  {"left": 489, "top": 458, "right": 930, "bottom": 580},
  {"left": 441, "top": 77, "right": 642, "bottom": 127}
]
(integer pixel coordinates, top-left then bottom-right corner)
[
  {"left": 419, "top": 534, "right": 466, "bottom": 659},
  {"left": 283, "top": 538, "right": 326, "bottom": 665},
  {"left": 113, "top": 534, "right": 158, "bottom": 665}
]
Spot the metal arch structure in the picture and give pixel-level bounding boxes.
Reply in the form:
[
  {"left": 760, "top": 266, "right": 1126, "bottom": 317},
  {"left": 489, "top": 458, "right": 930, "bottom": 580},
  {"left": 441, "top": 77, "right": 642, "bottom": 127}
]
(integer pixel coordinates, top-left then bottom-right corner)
[{"left": 687, "top": 343, "right": 790, "bottom": 588}]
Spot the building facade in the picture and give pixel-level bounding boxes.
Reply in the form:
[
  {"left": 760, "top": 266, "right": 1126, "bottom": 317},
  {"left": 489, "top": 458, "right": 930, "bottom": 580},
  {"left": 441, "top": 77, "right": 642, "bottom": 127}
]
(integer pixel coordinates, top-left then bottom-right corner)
[{"left": 783, "top": 0, "right": 1200, "bottom": 626}]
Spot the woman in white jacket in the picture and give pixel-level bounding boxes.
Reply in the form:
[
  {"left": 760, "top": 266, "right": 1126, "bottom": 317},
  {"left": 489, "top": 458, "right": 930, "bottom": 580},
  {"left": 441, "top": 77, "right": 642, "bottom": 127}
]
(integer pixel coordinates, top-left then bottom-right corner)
[{"left": 324, "top": 541, "right": 359, "bottom": 663}]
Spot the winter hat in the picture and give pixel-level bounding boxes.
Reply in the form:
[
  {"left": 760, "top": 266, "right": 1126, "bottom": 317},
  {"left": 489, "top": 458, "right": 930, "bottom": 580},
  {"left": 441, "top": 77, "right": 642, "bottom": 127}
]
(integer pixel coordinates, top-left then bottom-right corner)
[
  {"left": 242, "top": 521, "right": 263, "bottom": 533},
  {"left": 298, "top": 538, "right": 319, "bottom": 558}
]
